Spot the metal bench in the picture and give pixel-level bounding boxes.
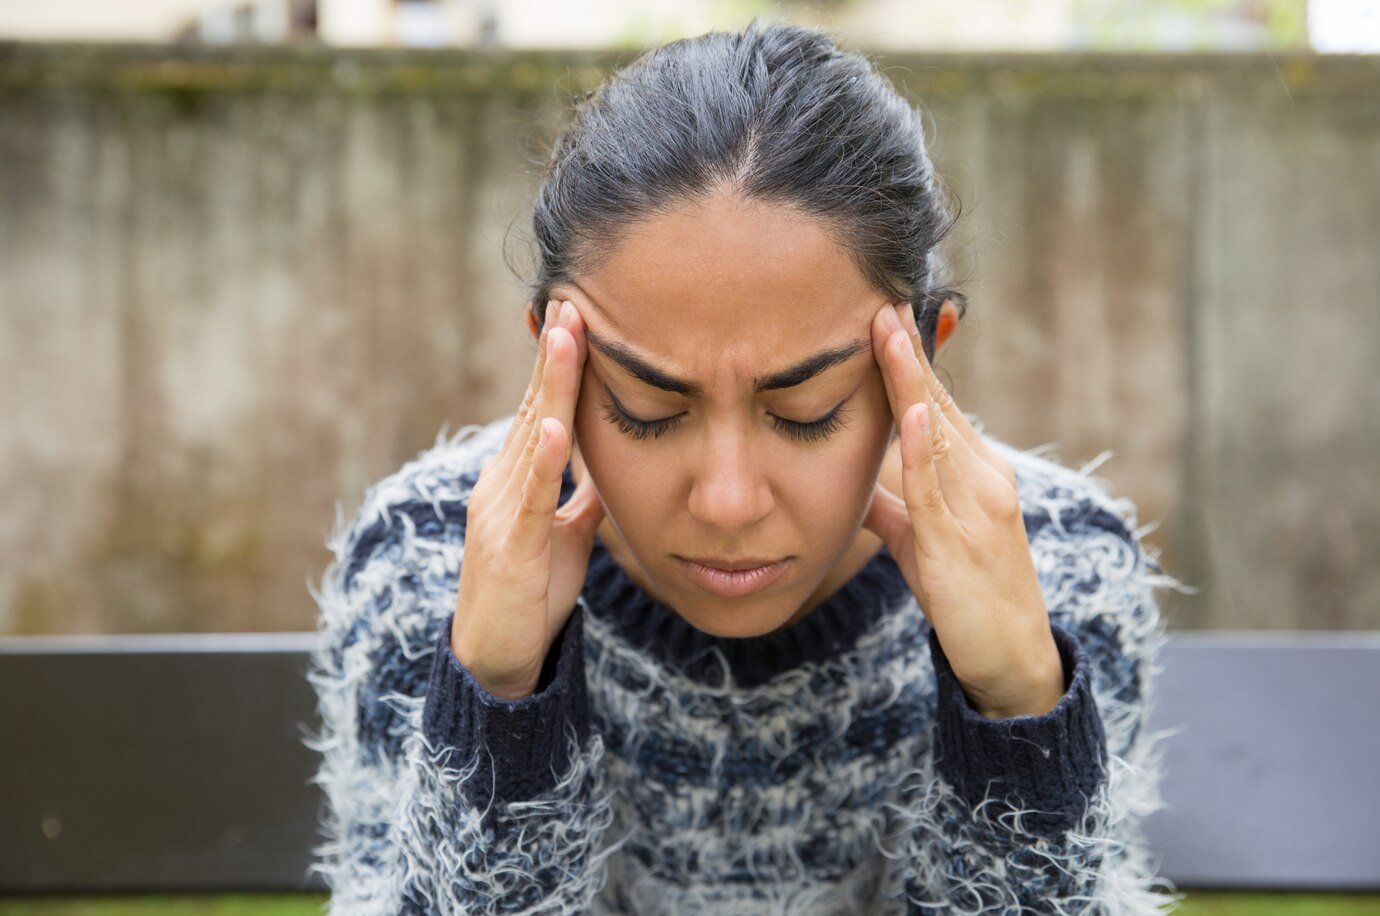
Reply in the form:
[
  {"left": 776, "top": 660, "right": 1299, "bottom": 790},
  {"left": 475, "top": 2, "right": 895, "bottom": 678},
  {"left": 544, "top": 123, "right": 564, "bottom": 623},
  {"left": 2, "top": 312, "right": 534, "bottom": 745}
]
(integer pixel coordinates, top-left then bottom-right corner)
[{"left": 2, "top": 630, "right": 1377, "bottom": 892}]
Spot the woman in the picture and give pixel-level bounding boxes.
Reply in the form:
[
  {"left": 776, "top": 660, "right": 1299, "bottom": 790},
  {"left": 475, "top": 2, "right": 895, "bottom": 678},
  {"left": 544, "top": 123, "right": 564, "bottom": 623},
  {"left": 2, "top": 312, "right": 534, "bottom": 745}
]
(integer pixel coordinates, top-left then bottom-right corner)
[{"left": 306, "top": 19, "right": 1183, "bottom": 914}]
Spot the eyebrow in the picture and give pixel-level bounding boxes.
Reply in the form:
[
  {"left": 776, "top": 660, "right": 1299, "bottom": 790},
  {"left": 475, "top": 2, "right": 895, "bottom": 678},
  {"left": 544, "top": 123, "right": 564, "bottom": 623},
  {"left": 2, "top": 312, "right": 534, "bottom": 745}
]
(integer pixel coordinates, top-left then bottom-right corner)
[{"left": 582, "top": 327, "right": 871, "bottom": 397}]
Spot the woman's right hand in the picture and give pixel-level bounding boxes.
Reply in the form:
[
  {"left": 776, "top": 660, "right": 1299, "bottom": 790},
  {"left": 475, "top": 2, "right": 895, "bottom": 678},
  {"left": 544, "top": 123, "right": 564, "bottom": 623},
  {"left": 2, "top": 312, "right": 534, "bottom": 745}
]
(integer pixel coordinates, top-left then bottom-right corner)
[{"left": 452, "top": 299, "right": 605, "bottom": 700}]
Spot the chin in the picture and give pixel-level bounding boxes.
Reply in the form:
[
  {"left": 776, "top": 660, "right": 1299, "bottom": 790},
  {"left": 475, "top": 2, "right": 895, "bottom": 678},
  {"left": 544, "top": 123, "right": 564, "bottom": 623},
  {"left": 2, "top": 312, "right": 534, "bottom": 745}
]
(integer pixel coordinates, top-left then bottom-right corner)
[{"left": 669, "top": 594, "right": 802, "bottom": 639}]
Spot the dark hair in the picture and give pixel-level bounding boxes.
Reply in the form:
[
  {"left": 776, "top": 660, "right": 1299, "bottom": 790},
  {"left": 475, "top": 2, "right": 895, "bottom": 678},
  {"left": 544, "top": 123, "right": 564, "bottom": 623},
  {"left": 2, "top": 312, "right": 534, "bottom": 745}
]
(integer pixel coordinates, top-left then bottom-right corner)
[{"left": 520, "top": 17, "right": 968, "bottom": 364}]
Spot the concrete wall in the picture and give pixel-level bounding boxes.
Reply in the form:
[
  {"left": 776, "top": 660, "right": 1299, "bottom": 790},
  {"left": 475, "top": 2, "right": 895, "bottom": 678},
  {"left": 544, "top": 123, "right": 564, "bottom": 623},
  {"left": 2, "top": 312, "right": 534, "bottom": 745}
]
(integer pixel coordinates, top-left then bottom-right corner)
[{"left": 1, "top": 43, "right": 1376, "bottom": 635}]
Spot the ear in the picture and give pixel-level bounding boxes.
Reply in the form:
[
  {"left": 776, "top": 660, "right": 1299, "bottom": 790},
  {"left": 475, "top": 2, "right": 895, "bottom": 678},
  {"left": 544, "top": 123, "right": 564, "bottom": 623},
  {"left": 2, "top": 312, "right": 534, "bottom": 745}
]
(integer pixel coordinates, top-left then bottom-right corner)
[{"left": 933, "top": 299, "right": 960, "bottom": 357}]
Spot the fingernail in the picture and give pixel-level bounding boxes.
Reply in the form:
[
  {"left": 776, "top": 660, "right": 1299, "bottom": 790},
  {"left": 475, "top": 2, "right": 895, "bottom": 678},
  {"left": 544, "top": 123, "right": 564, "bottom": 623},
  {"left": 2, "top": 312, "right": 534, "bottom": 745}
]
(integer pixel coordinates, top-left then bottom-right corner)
[
  {"left": 882, "top": 305, "right": 901, "bottom": 334},
  {"left": 544, "top": 300, "right": 557, "bottom": 330},
  {"left": 560, "top": 301, "right": 575, "bottom": 328}
]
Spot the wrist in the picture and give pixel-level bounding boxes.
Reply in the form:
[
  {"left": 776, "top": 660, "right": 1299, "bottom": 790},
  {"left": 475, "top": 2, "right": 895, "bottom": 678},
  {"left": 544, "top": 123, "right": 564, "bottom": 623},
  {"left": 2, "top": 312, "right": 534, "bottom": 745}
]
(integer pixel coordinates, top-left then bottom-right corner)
[
  {"left": 450, "top": 626, "right": 538, "bottom": 701},
  {"left": 967, "top": 636, "right": 1066, "bottom": 720}
]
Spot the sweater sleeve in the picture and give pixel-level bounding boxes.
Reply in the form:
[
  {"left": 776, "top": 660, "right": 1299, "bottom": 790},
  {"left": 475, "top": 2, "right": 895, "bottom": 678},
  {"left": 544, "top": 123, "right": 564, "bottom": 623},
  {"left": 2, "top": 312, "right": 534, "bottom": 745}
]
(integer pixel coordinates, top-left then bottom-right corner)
[
  {"left": 883, "top": 497, "right": 1183, "bottom": 914},
  {"left": 302, "top": 457, "right": 617, "bottom": 914},
  {"left": 418, "top": 604, "right": 590, "bottom": 813}
]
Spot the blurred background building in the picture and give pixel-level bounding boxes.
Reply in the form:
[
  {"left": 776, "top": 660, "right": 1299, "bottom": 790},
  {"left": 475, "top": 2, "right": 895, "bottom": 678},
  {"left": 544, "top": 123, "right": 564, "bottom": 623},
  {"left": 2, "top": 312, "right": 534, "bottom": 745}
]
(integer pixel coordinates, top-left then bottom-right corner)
[{"left": 1, "top": 3, "right": 1377, "bottom": 638}]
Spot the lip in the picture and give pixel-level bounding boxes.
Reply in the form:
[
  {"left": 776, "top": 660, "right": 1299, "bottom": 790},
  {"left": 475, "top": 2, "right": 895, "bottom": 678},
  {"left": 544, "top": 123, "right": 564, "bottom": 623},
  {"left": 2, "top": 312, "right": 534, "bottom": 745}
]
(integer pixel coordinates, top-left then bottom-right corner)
[
  {"left": 682, "top": 555, "right": 784, "bottom": 571},
  {"left": 674, "top": 556, "right": 791, "bottom": 599}
]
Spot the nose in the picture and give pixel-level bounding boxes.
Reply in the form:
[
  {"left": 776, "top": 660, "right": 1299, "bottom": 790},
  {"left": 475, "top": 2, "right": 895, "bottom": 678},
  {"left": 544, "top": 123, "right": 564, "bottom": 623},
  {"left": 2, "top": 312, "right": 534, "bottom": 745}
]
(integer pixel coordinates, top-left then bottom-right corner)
[{"left": 686, "top": 424, "right": 776, "bottom": 532}]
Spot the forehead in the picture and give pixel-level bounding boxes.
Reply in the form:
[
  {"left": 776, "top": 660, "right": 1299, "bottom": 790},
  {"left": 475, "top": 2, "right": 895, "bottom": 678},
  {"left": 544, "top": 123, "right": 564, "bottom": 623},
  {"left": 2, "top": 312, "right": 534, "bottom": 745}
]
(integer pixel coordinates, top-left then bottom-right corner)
[{"left": 567, "top": 192, "right": 885, "bottom": 376}]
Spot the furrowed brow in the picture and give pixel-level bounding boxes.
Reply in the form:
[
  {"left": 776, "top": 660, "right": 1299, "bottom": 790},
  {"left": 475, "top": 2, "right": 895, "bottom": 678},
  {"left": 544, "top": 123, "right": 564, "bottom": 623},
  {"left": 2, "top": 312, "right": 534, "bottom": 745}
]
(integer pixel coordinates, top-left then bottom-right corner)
[
  {"left": 583, "top": 328, "right": 870, "bottom": 396},
  {"left": 755, "top": 339, "right": 871, "bottom": 392},
  {"left": 584, "top": 329, "right": 701, "bottom": 396}
]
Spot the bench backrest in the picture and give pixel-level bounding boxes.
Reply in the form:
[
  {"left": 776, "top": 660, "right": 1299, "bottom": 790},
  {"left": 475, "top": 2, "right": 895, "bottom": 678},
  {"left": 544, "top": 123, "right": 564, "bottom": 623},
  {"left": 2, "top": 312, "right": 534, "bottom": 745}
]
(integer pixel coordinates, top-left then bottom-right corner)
[{"left": 2, "top": 630, "right": 1377, "bottom": 892}]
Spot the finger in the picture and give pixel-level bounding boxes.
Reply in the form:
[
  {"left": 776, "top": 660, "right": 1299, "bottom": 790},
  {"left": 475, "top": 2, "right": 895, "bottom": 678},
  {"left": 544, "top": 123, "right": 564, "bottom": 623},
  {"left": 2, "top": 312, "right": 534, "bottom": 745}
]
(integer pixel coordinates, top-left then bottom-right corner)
[
  {"left": 871, "top": 304, "right": 903, "bottom": 428},
  {"left": 898, "top": 303, "right": 1015, "bottom": 488},
  {"left": 547, "top": 303, "right": 590, "bottom": 479},
  {"left": 876, "top": 303, "right": 975, "bottom": 487},
  {"left": 545, "top": 306, "right": 588, "bottom": 486},
  {"left": 886, "top": 321, "right": 975, "bottom": 515},
  {"left": 897, "top": 304, "right": 961, "bottom": 426},
  {"left": 504, "top": 323, "right": 578, "bottom": 509},
  {"left": 506, "top": 297, "right": 592, "bottom": 508},
  {"left": 929, "top": 395, "right": 986, "bottom": 519},
  {"left": 558, "top": 299, "right": 588, "bottom": 369},
  {"left": 510, "top": 416, "right": 568, "bottom": 558},
  {"left": 897, "top": 304, "right": 982, "bottom": 451},
  {"left": 900, "top": 402, "right": 959, "bottom": 545},
  {"left": 531, "top": 301, "right": 588, "bottom": 443},
  {"left": 553, "top": 456, "right": 605, "bottom": 541},
  {"left": 496, "top": 299, "right": 560, "bottom": 472}
]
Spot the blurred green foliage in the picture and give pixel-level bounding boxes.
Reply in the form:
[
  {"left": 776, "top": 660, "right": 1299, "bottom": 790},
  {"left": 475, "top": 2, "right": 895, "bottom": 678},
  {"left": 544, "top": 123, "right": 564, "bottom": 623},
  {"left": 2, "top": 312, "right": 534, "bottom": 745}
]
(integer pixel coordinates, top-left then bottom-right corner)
[{"left": 1074, "top": 0, "right": 1310, "bottom": 50}]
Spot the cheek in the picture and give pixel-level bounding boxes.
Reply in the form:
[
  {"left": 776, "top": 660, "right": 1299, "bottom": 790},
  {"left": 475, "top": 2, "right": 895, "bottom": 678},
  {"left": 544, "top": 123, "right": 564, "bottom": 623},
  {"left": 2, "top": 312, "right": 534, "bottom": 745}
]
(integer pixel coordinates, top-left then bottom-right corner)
[{"left": 784, "top": 436, "right": 886, "bottom": 520}]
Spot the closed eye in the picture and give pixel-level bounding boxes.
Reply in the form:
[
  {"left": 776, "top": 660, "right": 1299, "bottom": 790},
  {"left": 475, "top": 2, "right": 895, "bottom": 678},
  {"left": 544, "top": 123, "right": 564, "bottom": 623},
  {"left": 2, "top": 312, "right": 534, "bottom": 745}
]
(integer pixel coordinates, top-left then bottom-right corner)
[{"left": 599, "top": 388, "right": 851, "bottom": 444}]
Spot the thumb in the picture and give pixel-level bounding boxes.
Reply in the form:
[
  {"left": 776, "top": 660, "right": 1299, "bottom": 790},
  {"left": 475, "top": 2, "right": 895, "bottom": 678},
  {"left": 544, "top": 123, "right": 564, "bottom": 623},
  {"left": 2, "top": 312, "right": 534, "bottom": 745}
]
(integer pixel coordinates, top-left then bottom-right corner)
[
  {"left": 862, "top": 482, "right": 909, "bottom": 555},
  {"left": 554, "top": 459, "right": 604, "bottom": 543}
]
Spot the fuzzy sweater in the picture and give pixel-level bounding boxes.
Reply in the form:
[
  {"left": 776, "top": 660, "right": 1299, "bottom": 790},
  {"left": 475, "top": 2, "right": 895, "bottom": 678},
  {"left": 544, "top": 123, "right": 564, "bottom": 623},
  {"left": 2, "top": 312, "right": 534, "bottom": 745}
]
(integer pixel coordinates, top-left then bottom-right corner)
[{"left": 304, "top": 413, "right": 1185, "bottom": 914}]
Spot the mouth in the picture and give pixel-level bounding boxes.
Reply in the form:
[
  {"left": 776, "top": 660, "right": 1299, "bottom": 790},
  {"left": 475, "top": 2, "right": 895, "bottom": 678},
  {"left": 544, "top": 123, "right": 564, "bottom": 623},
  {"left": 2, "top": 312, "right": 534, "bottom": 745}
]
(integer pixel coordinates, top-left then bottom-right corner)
[{"left": 673, "top": 556, "right": 792, "bottom": 599}]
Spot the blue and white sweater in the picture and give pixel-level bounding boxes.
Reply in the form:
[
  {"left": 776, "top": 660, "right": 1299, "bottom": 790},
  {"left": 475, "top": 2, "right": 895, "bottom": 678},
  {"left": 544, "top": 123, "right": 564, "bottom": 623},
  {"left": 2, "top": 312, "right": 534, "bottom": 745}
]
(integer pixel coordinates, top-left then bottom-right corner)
[{"left": 304, "top": 413, "right": 1186, "bottom": 914}]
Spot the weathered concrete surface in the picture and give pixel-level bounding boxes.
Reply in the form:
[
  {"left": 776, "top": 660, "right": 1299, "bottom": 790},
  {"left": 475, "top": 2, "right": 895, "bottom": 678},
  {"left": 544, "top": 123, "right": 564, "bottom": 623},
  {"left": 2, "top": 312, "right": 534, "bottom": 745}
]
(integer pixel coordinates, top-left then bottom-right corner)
[{"left": 1, "top": 43, "right": 1376, "bottom": 634}]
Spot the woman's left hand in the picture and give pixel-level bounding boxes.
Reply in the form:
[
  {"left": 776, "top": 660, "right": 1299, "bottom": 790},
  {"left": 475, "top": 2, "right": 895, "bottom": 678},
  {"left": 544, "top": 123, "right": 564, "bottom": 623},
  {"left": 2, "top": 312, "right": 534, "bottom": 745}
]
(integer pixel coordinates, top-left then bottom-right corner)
[{"left": 862, "top": 302, "right": 1066, "bottom": 720}]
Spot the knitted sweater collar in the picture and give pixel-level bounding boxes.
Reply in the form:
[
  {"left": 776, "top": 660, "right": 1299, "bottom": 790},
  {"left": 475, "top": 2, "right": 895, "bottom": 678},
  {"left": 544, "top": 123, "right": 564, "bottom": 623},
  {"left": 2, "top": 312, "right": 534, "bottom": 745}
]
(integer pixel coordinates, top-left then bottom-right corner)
[{"left": 578, "top": 523, "right": 913, "bottom": 689}]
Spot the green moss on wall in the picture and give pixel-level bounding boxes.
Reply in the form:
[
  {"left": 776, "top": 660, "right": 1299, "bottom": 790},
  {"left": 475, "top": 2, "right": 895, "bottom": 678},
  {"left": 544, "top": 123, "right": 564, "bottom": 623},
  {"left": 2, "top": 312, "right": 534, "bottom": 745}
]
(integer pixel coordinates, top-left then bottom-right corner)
[{"left": 1, "top": 42, "right": 1376, "bottom": 102}]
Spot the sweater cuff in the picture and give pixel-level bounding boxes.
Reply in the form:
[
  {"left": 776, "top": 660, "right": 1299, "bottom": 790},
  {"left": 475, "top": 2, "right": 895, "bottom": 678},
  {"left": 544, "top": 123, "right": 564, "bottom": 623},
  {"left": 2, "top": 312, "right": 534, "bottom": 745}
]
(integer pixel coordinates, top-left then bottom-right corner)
[
  {"left": 421, "top": 604, "right": 591, "bottom": 810},
  {"left": 929, "top": 619, "right": 1109, "bottom": 836}
]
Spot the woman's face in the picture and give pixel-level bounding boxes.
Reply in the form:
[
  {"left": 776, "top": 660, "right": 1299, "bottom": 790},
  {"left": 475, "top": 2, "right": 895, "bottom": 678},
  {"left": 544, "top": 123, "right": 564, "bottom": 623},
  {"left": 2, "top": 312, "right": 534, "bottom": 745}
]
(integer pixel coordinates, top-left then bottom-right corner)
[{"left": 556, "top": 189, "right": 897, "bottom": 639}]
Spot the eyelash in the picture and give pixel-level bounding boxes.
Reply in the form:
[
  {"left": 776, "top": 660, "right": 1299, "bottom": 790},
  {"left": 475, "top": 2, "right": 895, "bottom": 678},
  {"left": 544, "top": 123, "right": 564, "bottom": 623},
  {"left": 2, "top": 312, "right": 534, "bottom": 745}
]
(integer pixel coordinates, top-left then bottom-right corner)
[{"left": 600, "top": 398, "right": 850, "bottom": 443}]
